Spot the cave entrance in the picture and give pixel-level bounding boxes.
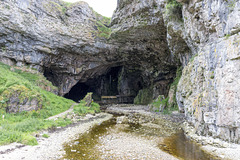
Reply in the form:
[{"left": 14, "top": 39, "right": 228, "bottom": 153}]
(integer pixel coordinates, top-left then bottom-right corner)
[
  {"left": 64, "top": 83, "right": 91, "bottom": 102},
  {"left": 64, "top": 66, "right": 144, "bottom": 104}
]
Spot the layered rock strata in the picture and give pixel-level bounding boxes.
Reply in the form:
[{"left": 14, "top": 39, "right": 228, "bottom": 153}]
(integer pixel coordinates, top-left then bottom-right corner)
[
  {"left": 176, "top": 0, "right": 240, "bottom": 143},
  {"left": 0, "top": 0, "right": 240, "bottom": 143}
]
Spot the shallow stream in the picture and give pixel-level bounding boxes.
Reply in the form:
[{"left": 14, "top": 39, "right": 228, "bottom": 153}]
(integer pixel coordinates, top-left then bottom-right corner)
[{"left": 61, "top": 117, "right": 217, "bottom": 160}]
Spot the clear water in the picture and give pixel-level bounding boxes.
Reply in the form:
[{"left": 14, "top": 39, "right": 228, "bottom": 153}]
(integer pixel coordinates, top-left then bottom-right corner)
[
  {"left": 159, "top": 131, "right": 218, "bottom": 160},
  {"left": 61, "top": 117, "right": 218, "bottom": 160}
]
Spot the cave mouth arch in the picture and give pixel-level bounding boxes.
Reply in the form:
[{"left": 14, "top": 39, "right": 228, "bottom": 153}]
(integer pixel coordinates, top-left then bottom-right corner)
[
  {"left": 64, "top": 83, "right": 91, "bottom": 102},
  {"left": 64, "top": 66, "right": 145, "bottom": 104}
]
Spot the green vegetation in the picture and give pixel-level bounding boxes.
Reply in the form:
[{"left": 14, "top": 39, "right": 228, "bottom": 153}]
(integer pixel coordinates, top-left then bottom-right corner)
[
  {"left": 165, "top": 0, "right": 183, "bottom": 21},
  {"left": 168, "top": 66, "right": 182, "bottom": 108},
  {"left": 93, "top": 12, "right": 112, "bottom": 39},
  {"left": 227, "top": 0, "right": 236, "bottom": 12},
  {"left": 151, "top": 96, "right": 178, "bottom": 115},
  {"left": 152, "top": 96, "right": 169, "bottom": 112},
  {"left": 1, "top": 46, "right": 6, "bottom": 52},
  {"left": 0, "top": 62, "right": 100, "bottom": 145},
  {"left": 0, "top": 114, "right": 72, "bottom": 145},
  {"left": 60, "top": 1, "right": 73, "bottom": 14},
  {"left": 61, "top": 1, "right": 72, "bottom": 7},
  {"left": 151, "top": 67, "right": 182, "bottom": 114},
  {"left": 134, "top": 87, "right": 153, "bottom": 105},
  {"left": 190, "top": 54, "right": 198, "bottom": 62},
  {"left": 42, "top": 134, "right": 50, "bottom": 138},
  {"left": 48, "top": 1, "right": 64, "bottom": 13},
  {"left": 210, "top": 71, "right": 215, "bottom": 79},
  {"left": 74, "top": 100, "right": 101, "bottom": 115},
  {"left": 45, "top": 0, "right": 73, "bottom": 15},
  {"left": 225, "top": 34, "right": 231, "bottom": 39},
  {"left": 94, "top": 11, "right": 111, "bottom": 25},
  {"left": 95, "top": 21, "right": 112, "bottom": 39},
  {"left": 171, "top": 67, "right": 182, "bottom": 88}
]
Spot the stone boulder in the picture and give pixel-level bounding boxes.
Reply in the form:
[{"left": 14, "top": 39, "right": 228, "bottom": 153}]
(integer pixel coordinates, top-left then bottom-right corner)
[
  {"left": 83, "top": 92, "right": 93, "bottom": 107},
  {"left": 0, "top": 85, "right": 42, "bottom": 113},
  {"left": 6, "top": 96, "right": 41, "bottom": 113}
]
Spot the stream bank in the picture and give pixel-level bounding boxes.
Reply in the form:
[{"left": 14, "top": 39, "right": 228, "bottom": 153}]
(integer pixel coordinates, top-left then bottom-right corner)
[
  {"left": 105, "top": 104, "right": 240, "bottom": 160},
  {"left": 0, "top": 113, "right": 112, "bottom": 160},
  {"left": 1, "top": 104, "right": 240, "bottom": 160},
  {"left": 62, "top": 104, "right": 216, "bottom": 160},
  {"left": 182, "top": 122, "right": 240, "bottom": 160}
]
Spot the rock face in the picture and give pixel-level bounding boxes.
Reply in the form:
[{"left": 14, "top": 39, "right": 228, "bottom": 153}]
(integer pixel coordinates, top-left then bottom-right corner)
[
  {"left": 1, "top": 0, "right": 240, "bottom": 143},
  {"left": 176, "top": 0, "right": 240, "bottom": 143},
  {"left": 2, "top": 85, "right": 42, "bottom": 113},
  {"left": 0, "top": 0, "right": 177, "bottom": 104},
  {"left": 0, "top": 0, "right": 113, "bottom": 96}
]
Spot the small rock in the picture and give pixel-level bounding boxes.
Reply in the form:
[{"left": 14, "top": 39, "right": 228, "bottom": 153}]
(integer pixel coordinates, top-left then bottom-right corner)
[
  {"left": 222, "top": 142, "right": 230, "bottom": 148},
  {"left": 219, "top": 155, "right": 225, "bottom": 159},
  {"left": 74, "top": 141, "right": 79, "bottom": 145}
]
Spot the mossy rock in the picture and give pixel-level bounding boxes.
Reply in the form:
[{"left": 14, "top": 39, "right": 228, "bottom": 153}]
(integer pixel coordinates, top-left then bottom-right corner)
[
  {"left": 1, "top": 85, "right": 42, "bottom": 113},
  {"left": 83, "top": 92, "right": 93, "bottom": 107},
  {"left": 134, "top": 87, "right": 153, "bottom": 105}
]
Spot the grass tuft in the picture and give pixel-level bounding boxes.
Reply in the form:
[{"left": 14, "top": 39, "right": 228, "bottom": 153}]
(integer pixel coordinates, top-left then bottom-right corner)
[{"left": 74, "top": 100, "right": 101, "bottom": 115}]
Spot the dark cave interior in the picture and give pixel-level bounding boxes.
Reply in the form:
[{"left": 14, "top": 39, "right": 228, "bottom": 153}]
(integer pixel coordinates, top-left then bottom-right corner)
[
  {"left": 43, "top": 64, "right": 176, "bottom": 105},
  {"left": 64, "top": 66, "right": 144, "bottom": 104}
]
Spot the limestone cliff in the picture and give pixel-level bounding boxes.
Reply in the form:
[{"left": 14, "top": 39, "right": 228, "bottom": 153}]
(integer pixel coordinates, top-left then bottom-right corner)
[
  {"left": 0, "top": 0, "right": 114, "bottom": 96},
  {"left": 1, "top": 0, "right": 240, "bottom": 143},
  {"left": 0, "top": 0, "right": 177, "bottom": 103},
  {"left": 175, "top": 0, "right": 240, "bottom": 143}
]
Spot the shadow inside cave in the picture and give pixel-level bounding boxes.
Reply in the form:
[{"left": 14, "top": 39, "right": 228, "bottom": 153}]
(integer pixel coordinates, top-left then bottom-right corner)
[{"left": 63, "top": 66, "right": 144, "bottom": 104}]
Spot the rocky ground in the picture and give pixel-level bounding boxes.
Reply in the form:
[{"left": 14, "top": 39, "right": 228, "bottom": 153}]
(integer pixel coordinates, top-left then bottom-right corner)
[
  {"left": 96, "top": 128, "right": 178, "bottom": 160},
  {"left": 202, "top": 145, "right": 240, "bottom": 160},
  {"left": 2, "top": 104, "right": 240, "bottom": 160},
  {"left": 0, "top": 113, "right": 112, "bottom": 160},
  {"left": 105, "top": 104, "right": 185, "bottom": 123},
  {"left": 105, "top": 104, "right": 240, "bottom": 160},
  {"left": 182, "top": 121, "right": 240, "bottom": 160},
  {"left": 99, "top": 104, "right": 183, "bottom": 160}
]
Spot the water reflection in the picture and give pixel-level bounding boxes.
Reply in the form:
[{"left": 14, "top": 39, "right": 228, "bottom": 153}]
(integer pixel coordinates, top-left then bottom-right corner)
[
  {"left": 61, "top": 117, "right": 217, "bottom": 160},
  {"left": 160, "top": 131, "right": 218, "bottom": 160},
  {"left": 61, "top": 118, "right": 116, "bottom": 160}
]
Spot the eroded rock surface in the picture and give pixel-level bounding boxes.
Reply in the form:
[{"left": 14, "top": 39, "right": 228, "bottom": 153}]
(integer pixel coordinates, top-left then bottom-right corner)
[
  {"left": 0, "top": 0, "right": 176, "bottom": 103},
  {"left": 176, "top": 0, "right": 240, "bottom": 143},
  {"left": 0, "top": 0, "right": 240, "bottom": 143}
]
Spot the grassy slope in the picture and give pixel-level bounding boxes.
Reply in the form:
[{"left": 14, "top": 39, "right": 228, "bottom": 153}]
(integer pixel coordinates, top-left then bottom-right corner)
[{"left": 0, "top": 63, "right": 99, "bottom": 145}]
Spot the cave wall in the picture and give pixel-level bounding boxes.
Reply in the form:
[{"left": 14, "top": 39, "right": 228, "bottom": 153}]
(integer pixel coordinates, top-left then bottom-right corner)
[
  {"left": 0, "top": 0, "right": 177, "bottom": 99},
  {"left": 64, "top": 66, "right": 146, "bottom": 104},
  {"left": 1, "top": 0, "right": 240, "bottom": 143}
]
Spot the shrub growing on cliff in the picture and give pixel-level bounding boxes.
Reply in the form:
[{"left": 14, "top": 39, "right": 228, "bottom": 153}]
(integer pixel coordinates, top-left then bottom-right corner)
[
  {"left": 168, "top": 66, "right": 182, "bottom": 108},
  {"left": 165, "top": 0, "right": 183, "bottom": 21},
  {"left": 134, "top": 87, "right": 153, "bottom": 105},
  {"left": 152, "top": 96, "right": 169, "bottom": 112},
  {"left": 151, "top": 67, "right": 182, "bottom": 114},
  {"left": 95, "top": 18, "right": 111, "bottom": 39},
  {"left": 93, "top": 11, "right": 112, "bottom": 39}
]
